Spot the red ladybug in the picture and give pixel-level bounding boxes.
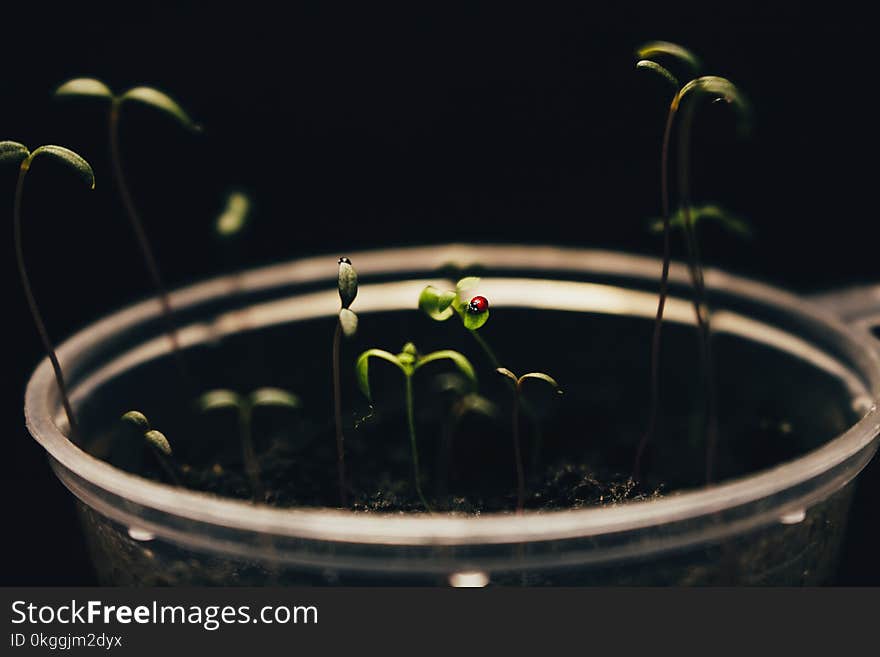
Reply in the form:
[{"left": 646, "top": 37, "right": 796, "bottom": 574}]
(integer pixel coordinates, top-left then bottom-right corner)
[{"left": 467, "top": 296, "right": 489, "bottom": 314}]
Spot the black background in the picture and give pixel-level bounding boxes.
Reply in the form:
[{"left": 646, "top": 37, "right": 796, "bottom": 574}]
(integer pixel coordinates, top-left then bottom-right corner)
[{"left": 2, "top": 2, "right": 879, "bottom": 584}]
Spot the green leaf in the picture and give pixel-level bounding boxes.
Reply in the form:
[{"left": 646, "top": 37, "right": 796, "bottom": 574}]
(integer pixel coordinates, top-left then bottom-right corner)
[
  {"left": 25, "top": 146, "right": 95, "bottom": 189},
  {"left": 454, "top": 393, "right": 498, "bottom": 420},
  {"left": 0, "top": 141, "right": 30, "bottom": 167},
  {"left": 635, "top": 41, "right": 702, "bottom": 75},
  {"left": 675, "top": 76, "right": 751, "bottom": 135},
  {"left": 415, "top": 350, "right": 477, "bottom": 390},
  {"left": 215, "top": 191, "right": 251, "bottom": 237},
  {"left": 636, "top": 60, "right": 679, "bottom": 90},
  {"left": 455, "top": 277, "right": 481, "bottom": 296},
  {"left": 356, "top": 349, "right": 406, "bottom": 401},
  {"left": 54, "top": 78, "right": 114, "bottom": 100},
  {"left": 496, "top": 367, "right": 518, "bottom": 384},
  {"left": 418, "top": 285, "right": 456, "bottom": 321},
  {"left": 648, "top": 204, "right": 752, "bottom": 238},
  {"left": 144, "top": 429, "right": 172, "bottom": 456},
  {"left": 196, "top": 389, "right": 242, "bottom": 413},
  {"left": 248, "top": 387, "right": 302, "bottom": 410},
  {"left": 120, "top": 87, "right": 201, "bottom": 132},
  {"left": 462, "top": 307, "right": 489, "bottom": 330},
  {"left": 120, "top": 410, "right": 151, "bottom": 433},
  {"left": 339, "top": 308, "right": 358, "bottom": 337},
  {"left": 337, "top": 257, "right": 358, "bottom": 309},
  {"left": 518, "top": 372, "right": 563, "bottom": 394}
]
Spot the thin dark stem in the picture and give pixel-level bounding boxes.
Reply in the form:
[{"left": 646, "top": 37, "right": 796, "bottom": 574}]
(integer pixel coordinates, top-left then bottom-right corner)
[
  {"left": 473, "top": 328, "right": 546, "bottom": 470},
  {"left": 678, "top": 105, "right": 720, "bottom": 484},
  {"left": 239, "top": 405, "right": 265, "bottom": 502},
  {"left": 470, "top": 329, "right": 500, "bottom": 369},
  {"left": 332, "top": 320, "right": 348, "bottom": 507},
  {"left": 512, "top": 388, "right": 525, "bottom": 514},
  {"left": 109, "top": 100, "right": 189, "bottom": 383},
  {"left": 405, "top": 375, "right": 431, "bottom": 511},
  {"left": 634, "top": 104, "right": 677, "bottom": 480},
  {"left": 151, "top": 449, "right": 183, "bottom": 487},
  {"left": 13, "top": 167, "right": 81, "bottom": 445}
]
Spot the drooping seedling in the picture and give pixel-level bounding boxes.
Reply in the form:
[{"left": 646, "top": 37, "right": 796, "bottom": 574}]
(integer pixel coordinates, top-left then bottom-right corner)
[
  {"left": 54, "top": 79, "right": 201, "bottom": 378},
  {"left": 496, "top": 368, "right": 563, "bottom": 513},
  {"left": 356, "top": 342, "right": 477, "bottom": 511},
  {"left": 196, "top": 388, "right": 302, "bottom": 502},
  {"left": 672, "top": 75, "right": 750, "bottom": 482},
  {"left": 633, "top": 41, "right": 702, "bottom": 478},
  {"left": 120, "top": 410, "right": 180, "bottom": 485},
  {"left": 2, "top": 141, "right": 95, "bottom": 444},
  {"left": 333, "top": 257, "right": 359, "bottom": 507},
  {"left": 633, "top": 45, "right": 750, "bottom": 483}
]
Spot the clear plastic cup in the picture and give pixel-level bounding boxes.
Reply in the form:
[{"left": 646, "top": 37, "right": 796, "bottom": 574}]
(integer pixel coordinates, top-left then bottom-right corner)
[{"left": 24, "top": 245, "right": 880, "bottom": 585}]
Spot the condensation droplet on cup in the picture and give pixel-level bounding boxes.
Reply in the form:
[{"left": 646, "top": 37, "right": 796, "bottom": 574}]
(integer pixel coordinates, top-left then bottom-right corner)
[
  {"left": 779, "top": 509, "right": 806, "bottom": 525},
  {"left": 448, "top": 570, "right": 489, "bottom": 587},
  {"left": 128, "top": 527, "right": 155, "bottom": 541}
]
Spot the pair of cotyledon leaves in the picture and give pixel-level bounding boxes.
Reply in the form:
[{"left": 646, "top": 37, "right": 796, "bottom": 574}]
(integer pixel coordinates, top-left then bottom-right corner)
[
  {"left": 120, "top": 410, "right": 172, "bottom": 456},
  {"left": 0, "top": 141, "right": 95, "bottom": 188},
  {"left": 356, "top": 342, "right": 477, "bottom": 403},
  {"left": 419, "top": 276, "right": 489, "bottom": 331},
  {"left": 54, "top": 78, "right": 200, "bottom": 132}
]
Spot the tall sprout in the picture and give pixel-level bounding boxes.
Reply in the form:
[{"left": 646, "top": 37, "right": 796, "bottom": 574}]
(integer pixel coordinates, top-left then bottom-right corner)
[
  {"left": 334, "top": 257, "right": 359, "bottom": 507},
  {"left": 673, "top": 75, "right": 750, "bottom": 482},
  {"left": 54, "top": 79, "right": 201, "bottom": 380},
  {"left": 632, "top": 42, "right": 702, "bottom": 479},
  {"left": 3, "top": 141, "right": 95, "bottom": 444}
]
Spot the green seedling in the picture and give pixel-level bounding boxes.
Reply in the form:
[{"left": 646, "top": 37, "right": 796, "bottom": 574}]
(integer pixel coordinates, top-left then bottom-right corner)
[
  {"left": 54, "top": 79, "right": 201, "bottom": 377},
  {"left": 120, "top": 410, "right": 181, "bottom": 485},
  {"left": 633, "top": 41, "right": 702, "bottom": 478},
  {"left": 496, "top": 368, "right": 563, "bottom": 513},
  {"left": 333, "top": 257, "right": 359, "bottom": 506},
  {"left": 648, "top": 204, "right": 751, "bottom": 239},
  {"left": 356, "top": 342, "right": 477, "bottom": 511},
  {"left": 419, "top": 277, "right": 495, "bottom": 363},
  {"left": 196, "top": 388, "right": 302, "bottom": 502},
  {"left": 3, "top": 141, "right": 95, "bottom": 444},
  {"left": 432, "top": 373, "right": 499, "bottom": 500},
  {"left": 673, "top": 74, "right": 749, "bottom": 482},
  {"left": 634, "top": 44, "right": 749, "bottom": 483}
]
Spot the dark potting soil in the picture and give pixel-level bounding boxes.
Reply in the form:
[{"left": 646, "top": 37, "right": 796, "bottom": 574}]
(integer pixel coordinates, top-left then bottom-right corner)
[{"left": 77, "top": 308, "right": 860, "bottom": 514}]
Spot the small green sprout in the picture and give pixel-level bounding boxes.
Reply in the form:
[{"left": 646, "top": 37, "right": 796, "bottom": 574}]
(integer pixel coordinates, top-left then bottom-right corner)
[
  {"left": 496, "top": 368, "right": 563, "bottom": 513},
  {"left": 196, "top": 388, "right": 302, "bottom": 502},
  {"left": 356, "top": 342, "right": 477, "bottom": 511},
  {"left": 648, "top": 204, "right": 752, "bottom": 239},
  {"left": 420, "top": 277, "right": 498, "bottom": 372},
  {"left": 120, "top": 410, "right": 180, "bottom": 485},
  {"left": 332, "top": 257, "right": 359, "bottom": 506},
  {"left": 3, "top": 141, "right": 95, "bottom": 445},
  {"left": 215, "top": 190, "right": 252, "bottom": 239},
  {"left": 54, "top": 79, "right": 201, "bottom": 378},
  {"left": 433, "top": 373, "right": 499, "bottom": 501}
]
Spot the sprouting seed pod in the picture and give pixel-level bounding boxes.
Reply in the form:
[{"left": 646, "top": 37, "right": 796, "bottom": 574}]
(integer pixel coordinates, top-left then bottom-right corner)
[
  {"left": 338, "top": 257, "right": 358, "bottom": 309},
  {"left": 144, "top": 429, "right": 172, "bottom": 456}
]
